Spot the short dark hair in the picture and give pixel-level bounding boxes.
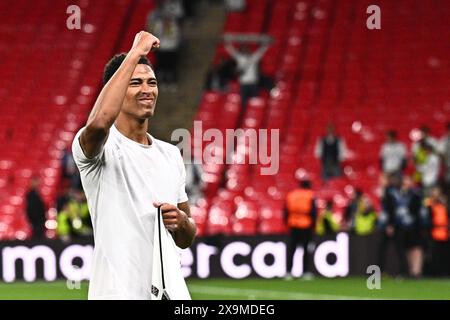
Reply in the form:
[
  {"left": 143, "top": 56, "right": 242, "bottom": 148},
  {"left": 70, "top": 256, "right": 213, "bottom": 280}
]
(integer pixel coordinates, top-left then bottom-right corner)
[
  {"left": 103, "top": 53, "right": 153, "bottom": 85},
  {"left": 355, "top": 188, "right": 363, "bottom": 198},
  {"left": 387, "top": 130, "right": 397, "bottom": 138},
  {"left": 300, "top": 180, "right": 311, "bottom": 189},
  {"left": 419, "top": 125, "right": 430, "bottom": 134}
]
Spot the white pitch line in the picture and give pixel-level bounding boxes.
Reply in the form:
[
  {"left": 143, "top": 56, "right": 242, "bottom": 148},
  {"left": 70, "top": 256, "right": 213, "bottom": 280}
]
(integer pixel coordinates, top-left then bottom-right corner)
[{"left": 188, "top": 285, "right": 381, "bottom": 300}]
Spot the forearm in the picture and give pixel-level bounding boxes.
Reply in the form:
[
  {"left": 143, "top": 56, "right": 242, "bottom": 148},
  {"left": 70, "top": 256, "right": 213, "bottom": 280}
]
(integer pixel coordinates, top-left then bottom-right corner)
[
  {"left": 224, "top": 43, "right": 238, "bottom": 59},
  {"left": 87, "top": 50, "right": 141, "bottom": 129},
  {"left": 174, "top": 217, "right": 196, "bottom": 249}
]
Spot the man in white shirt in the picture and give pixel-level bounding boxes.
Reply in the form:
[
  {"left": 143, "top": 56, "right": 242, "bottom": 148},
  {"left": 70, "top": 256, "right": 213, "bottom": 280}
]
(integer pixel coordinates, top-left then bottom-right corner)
[
  {"left": 417, "top": 143, "right": 441, "bottom": 193},
  {"left": 71, "top": 31, "right": 196, "bottom": 299},
  {"left": 412, "top": 126, "right": 440, "bottom": 157},
  {"left": 380, "top": 130, "right": 407, "bottom": 175}
]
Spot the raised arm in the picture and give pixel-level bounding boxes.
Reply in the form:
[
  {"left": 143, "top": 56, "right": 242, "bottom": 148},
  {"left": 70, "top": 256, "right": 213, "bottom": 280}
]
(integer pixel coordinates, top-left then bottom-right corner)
[
  {"left": 224, "top": 41, "right": 241, "bottom": 60},
  {"left": 80, "top": 31, "right": 160, "bottom": 159},
  {"left": 252, "top": 43, "right": 269, "bottom": 62}
]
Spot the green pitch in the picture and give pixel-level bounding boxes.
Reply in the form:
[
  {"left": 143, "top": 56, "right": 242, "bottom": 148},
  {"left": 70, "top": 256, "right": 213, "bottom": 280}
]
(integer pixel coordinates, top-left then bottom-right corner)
[{"left": 0, "top": 277, "right": 449, "bottom": 300}]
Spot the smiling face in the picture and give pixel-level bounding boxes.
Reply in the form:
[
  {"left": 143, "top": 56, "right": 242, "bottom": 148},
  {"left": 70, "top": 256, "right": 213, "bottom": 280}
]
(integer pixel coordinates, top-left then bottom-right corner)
[{"left": 121, "top": 64, "right": 158, "bottom": 120}]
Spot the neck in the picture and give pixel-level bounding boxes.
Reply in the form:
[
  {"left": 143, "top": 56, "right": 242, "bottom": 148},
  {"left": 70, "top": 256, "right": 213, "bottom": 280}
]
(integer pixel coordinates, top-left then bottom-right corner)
[{"left": 115, "top": 114, "right": 151, "bottom": 145}]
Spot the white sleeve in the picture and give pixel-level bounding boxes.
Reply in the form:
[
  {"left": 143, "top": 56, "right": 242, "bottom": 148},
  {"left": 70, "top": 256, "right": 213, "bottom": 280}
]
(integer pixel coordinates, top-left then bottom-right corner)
[
  {"left": 176, "top": 150, "right": 189, "bottom": 204},
  {"left": 314, "top": 139, "right": 322, "bottom": 159},
  {"left": 71, "top": 127, "right": 105, "bottom": 172},
  {"left": 339, "top": 139, "right": 347, "bottom": 161}
]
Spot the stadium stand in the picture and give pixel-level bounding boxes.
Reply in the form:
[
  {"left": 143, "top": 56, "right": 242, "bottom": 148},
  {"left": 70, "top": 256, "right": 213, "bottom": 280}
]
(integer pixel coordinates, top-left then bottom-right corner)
[
  {"left": 0, "top": 0, "right": 135, "bottom": 239},
  {"left": 190, "top": 0, "right": 449, "bottom": 235}
]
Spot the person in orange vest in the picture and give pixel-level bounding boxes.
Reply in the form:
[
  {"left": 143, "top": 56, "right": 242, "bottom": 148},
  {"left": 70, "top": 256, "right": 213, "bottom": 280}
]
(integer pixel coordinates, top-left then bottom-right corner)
[
  {"left": 424, "top": 186, "right": 450, "bottom": 276},
  {"left": 284, "top": 178, "right": 317, "bottom": 280}
]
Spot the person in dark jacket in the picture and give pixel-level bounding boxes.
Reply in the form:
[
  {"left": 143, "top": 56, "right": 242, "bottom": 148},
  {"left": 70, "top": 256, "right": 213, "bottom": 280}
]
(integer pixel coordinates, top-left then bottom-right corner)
[
  {"left": 314, "top": 124, "right": 347, "bottom": 181},
  {"left": 377, "top": 174, "right": 424, "bottom": 277},
  {"left": 25, "top": 178, "right": 46, "bottom": 239}
]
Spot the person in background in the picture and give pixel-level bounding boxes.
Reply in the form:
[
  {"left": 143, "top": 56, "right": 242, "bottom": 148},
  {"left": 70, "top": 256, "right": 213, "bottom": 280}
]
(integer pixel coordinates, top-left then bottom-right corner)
[
  {"left": 25, "top": 177, "right": 46, "bottom": 239},
  {"left": 57, "top": 189, "right": 92, "bottom": 242},
  {"left": 343, "top": 188, "right": 364, "bottom": 229},
  {"left": 314, "top": 124, "right": 347, "bottom": 182},
  {"left": 284, "top": 178, "right": 317, "bottom": 280},
  {"left": 224, "top": 39, "right": 270, "bottom": 110},
  {"left": 185, "top": 162, "right": 205, "bottom": 206},
  {"left": 147, "top": 9, "right": 182, "bottom": 90},
  {"left": 161, "top": 0, "right": 185, "bottom": 21},
  {"left": 416, "top": 143, "right": 441, "bottom": 196},
  {"left": 423, "top": 186, "right": 450, "bottom": 276},
  {"left": 380, "top": 130, "right": 407, "bottom": 176},
  {"left": 412, "top": 126, "right": 440, "bottom": 156},
  {"left": 57, "top": 202, "right": 72, "bottom": 243},
  {"left": 225, "top": 0, "right": 246, "bottom": 11},
  {"left": 438, "top": 122, "right": 450, "bottom": 188},
  {"left": 204, "top": 57, "right": 236, "bottom": 92},
  {"left": 378, "top": 175, "right": 424, "bottom": 278},
  {"left": 351, "top": 196, "right": 378, "bottom": 236},
  {"left": 316, "top": 200, "right": 340, "bottom": 236}
]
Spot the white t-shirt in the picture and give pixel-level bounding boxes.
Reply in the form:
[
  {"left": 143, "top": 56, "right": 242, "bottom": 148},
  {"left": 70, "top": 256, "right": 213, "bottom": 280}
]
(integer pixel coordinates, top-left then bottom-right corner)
[
  {"left": 380, "top": 142, "right": 407, "bottom": 174},
  {"left": 418, "top": 153, "right": 440, "bottom": 188},
  {"left": 235, "top": 54, "right": 260, "bottom": 85},
  {"left": 72, "top": 125, "right": 188, "bottom": 300}
]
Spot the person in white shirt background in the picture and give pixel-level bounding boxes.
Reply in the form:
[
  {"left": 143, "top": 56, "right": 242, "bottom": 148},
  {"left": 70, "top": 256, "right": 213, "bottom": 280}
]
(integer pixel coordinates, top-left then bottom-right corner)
[
  {"left": 147, "top": 4, "right": 182, "bottom": 90},
  {"left": 438, "top": 122, "right": 450, "bottom": 188},
  {"left": 380, "top": 130, "right": 407, "bottom": 176},
  {"left": 412, "top": 126, "right": 440, "bottom": 157},
  {"left": 71, "top": 31, "right": 196, "bottom": 300},
  {"left": 417, "top": 143, "right": 441, "bottom": 196}
]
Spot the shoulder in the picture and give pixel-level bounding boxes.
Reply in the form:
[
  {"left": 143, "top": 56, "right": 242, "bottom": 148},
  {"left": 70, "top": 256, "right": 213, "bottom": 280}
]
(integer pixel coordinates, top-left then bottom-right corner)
[
  {"left": 153, "top": 138, "right": 180, "bottom": 154},
  {"left": 152, "top": 138, "right": 184, "bottom": 164},
  {"left": 72, "top": 126, "right": 114, "bottom": 149}
]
